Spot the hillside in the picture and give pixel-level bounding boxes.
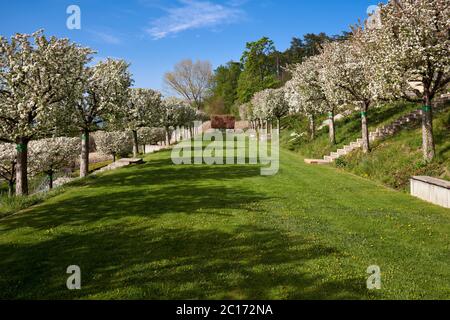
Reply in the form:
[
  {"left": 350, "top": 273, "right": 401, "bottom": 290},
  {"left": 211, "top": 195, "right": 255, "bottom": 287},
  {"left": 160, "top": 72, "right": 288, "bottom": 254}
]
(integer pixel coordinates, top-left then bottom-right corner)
[{"left": 281, "top": 101, "right": 450, "bottom": 191}]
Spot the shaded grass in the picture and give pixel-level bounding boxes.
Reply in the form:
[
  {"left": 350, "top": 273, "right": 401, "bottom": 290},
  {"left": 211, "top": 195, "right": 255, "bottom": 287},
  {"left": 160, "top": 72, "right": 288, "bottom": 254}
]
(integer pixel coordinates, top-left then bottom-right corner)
[
  {"left": 0, "top": 177, "right": 96, "bottom": 219},
  {"left": 0, "top": 148, "right": 449, "bottom": 300},
  {"left": 1, "top": 160, "right": 113, "bottom": 217}
]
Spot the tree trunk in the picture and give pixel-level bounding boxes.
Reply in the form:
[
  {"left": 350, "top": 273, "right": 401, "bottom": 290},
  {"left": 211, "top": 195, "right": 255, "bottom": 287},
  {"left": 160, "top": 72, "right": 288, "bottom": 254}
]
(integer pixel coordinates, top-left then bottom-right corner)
[
  {"left": 8, "top": 161, "right": 15, "bottom": 196},
  {"left": 361, "top": 103, "right": 370, "bottom": 153},
  {"left": 422, "top": 95, "right": 435, "bottom": 162},
  {"left": 165, "top": 127, "right": 170, "bottom": 145},
  {"left": 142, "top": 145, "right": 146, "bottom": 154},
  {"left": 328, "top": 110, "right": 336, "bottom": 145},
  {"left": 15, "top": 137, "right": 29, "bottom": 196},
  {"left": 8, "top": 180, "right": 14, "bottom": 197},
  {"left": 113, "top": 153, "right": 116, "bottom": 162},
  {"left": 309, "top": 114, "right": 316, "bottom": 140},
  {"left": 48, "top": 170, "right": 54, "bottom": 190},
  {"left": 132, "top": 129, "right": 139, "bottom": 158},
  {"left": 80, "top": 129, "right": 90, "bottom": 178}
]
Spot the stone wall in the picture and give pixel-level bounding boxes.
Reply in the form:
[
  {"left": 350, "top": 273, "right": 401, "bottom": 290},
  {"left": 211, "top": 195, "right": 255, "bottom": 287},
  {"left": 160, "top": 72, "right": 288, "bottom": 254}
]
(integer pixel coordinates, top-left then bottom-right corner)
[{"left": 410, "top": 176, "right": 450, "bottom": 209}]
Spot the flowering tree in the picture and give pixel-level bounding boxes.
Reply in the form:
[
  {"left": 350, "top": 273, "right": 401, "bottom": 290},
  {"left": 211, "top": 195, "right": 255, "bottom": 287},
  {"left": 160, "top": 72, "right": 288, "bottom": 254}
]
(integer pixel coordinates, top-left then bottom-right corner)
[
  {"left": 0, "top": 30, "right": 93, "bottom": 195},
  {"left": 138, "top": 127, "right": 166, "bottom": 152},
  {"left": 126, "top": 88, "right": 163, "bottom": 157},
  {"left": 94, "top": 131, "right": 132, "bottom": 162},
  {"left": 160, "top": 97, "right": 186, "bottom": 144},
  {"left": 253, "top": 88, "right": 289, "bottom": 130},
  {"left": 72, "top": 58, "right": 132, "bottom": 177},
  {"left": 176, "top": 104, "right": 198, "bottom": 139},
  {"left": 286, "top": 55, "right": 335, "bottom": 141},
  {"left": 284, "top": 82, "right": 318, "bottom": 140},
  {"left": 177, "top": 105, "right": 197, "bottom": 127},
  {"left": 240, "top": 102, "right": 259, "bottom": 129},
  {"left": 319, "top": 32, "right": 380, "bottom": 152},
  {"left": 28, "top": 137, "right": 80, "bottom": 189},
  {"left": 265, "top": 88, "right": 289, "bottom": 130},
  {"left": 251, "top": 89, "right": 271, "bottom": 131},
  {"left": 0, "top": 143, "right": 16, "bottom": 196},
  {"left": 376, "top": 0, "right": 450, "bottom": 161},
  {"left": 312, "top": 53, "right": 350, "bottom": 145}
]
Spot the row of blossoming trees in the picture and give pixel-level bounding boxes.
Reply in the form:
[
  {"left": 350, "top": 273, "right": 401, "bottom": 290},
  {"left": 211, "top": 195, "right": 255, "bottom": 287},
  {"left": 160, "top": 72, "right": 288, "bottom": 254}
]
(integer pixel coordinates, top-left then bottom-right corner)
[
  {"left": 0, "top": 31, "right": 206, "bottom": 196},
  {"left": 244, "top": 0, "right": 449, "bottom": 159}
]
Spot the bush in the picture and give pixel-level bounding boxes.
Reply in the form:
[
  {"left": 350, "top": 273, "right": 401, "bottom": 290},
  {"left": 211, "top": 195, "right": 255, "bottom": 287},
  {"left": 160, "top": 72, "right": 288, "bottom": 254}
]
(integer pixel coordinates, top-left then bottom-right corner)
[{"left": 335, "top": 157, "right": 348, "bottom": 168}]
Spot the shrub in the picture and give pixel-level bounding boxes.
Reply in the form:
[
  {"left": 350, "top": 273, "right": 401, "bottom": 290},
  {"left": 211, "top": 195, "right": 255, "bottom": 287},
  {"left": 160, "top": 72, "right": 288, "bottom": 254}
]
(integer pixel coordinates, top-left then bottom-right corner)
[{"left": 335, "top": 157, "right": 348, "bottom": 168}]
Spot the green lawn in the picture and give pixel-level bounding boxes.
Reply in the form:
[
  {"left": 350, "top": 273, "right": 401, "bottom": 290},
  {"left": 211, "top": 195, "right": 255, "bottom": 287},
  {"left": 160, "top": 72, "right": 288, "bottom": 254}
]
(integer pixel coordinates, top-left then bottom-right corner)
[{"left": 0, "top": 149, "right": 449, "bottom": 299}]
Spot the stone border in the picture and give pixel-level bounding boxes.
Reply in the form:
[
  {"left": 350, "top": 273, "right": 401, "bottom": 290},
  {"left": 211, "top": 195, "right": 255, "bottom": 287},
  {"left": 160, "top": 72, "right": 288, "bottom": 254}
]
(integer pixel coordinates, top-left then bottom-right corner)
[{"left": 411, "top": 176, "right": 450, "bottom": 209}]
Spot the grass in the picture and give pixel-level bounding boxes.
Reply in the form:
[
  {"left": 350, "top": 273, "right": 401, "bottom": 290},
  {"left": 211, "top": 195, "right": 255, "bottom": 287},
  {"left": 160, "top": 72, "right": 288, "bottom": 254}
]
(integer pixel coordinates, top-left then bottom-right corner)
[
  {"left": 71, "top": 160, "right": 113, "bottom": 177},
  {"left": 283, "top": 101, "right": 450, "bottom": 190},
  {"left": 0, "top": 160, "right": 113, "bottom": 218},
  {"left": 0, "top": 148, "right": 449, "bottom": 300},
  {"left": 340, "top": 108, "right": 450, "bottom": 190},
  {"left": 281, "top": 101, "right": 419, "bottom": 159}
]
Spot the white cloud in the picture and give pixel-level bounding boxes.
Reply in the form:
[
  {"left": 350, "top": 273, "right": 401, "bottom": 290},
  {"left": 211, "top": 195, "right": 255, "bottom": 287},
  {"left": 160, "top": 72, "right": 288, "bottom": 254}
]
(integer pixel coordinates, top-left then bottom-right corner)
[{"left": 146, "top": 0, "right": 245, "bottom": 40}]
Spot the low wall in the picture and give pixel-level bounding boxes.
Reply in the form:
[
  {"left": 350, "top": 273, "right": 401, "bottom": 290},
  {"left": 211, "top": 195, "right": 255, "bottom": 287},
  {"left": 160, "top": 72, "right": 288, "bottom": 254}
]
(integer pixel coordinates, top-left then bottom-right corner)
[{"left": 410, "top": 176, "right": 450, "bottom": 209}]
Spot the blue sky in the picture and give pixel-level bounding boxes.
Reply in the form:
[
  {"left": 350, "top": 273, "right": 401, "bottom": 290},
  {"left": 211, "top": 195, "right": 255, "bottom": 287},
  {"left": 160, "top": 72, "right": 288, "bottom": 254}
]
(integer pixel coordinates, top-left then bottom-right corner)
[{"left": 0, "top": 0, "right": 383, "bottom": 92}]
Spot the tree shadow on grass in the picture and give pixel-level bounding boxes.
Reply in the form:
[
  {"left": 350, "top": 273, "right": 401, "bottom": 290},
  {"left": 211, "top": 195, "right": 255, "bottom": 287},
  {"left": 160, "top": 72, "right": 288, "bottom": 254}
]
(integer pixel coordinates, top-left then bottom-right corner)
[
  {"left": 0, "top": 158, "right": 270, "bottom": 231},
  {"left": 77, "top": 159, "right": 263, "bottom": 189},
  {"left": 0, "top": 224, "right": 370, "bottom": 300},
  {"left": 0, "top": 183, "right": 268, "bottom": 231},
  {"left": 0, "top": 152, "right": 374, "bottom": 300}
]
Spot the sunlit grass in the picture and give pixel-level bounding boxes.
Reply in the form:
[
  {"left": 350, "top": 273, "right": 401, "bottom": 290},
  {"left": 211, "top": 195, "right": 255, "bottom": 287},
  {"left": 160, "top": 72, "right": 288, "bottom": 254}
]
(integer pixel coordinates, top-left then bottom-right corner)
[{"left": 0, "top": 149, "right": 449, "bottom": 299}]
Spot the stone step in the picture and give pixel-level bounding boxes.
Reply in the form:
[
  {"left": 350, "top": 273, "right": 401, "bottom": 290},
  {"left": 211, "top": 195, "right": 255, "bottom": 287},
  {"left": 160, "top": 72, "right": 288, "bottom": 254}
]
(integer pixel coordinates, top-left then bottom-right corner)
[
  {"left": 330, "top": 152, "right": 340, "bottom": 157},
  {"left": 314, "top": 104, "right": 450, "bottom": 166},
  {"left": 304, "top": 159, "right": 331, "bottom": 165},
  {"left": 350, "top": 141, "right": 362, "bottom": 148},
  {"left": 94, "top": 158, "right": 144, "bottom": 174},
  {"left": 344, "top": 145, "right": 354, "bottom": 152},
  {"left": 117, "top": 158, "right": 144, "bottom": 165}
]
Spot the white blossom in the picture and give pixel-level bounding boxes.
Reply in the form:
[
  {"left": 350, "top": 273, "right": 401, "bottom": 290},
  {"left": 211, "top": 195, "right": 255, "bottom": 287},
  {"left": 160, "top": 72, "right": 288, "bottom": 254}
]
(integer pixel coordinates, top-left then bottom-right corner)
[
  {"left": 0, "top": 30, "right": 94, "bottom": 142},
  {"left": 125, "top": 88, "right": 163, "bottom": 130},
  {"left": 250, "top": 87, "right": 289, "bottom": 131},
  {"left": 94, "top": 131, "right": 132, "bottom": 160},
  {"left": 0, "top": 143, "right": 16, "bottom": 193},
  {"left": 28, "top": 137, "right": 80, "bottom": 176},
  {"left": 137, "top": 127, "right": 166, "bottom": 145}
]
